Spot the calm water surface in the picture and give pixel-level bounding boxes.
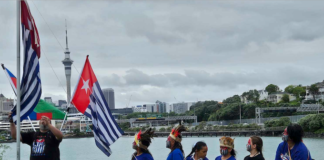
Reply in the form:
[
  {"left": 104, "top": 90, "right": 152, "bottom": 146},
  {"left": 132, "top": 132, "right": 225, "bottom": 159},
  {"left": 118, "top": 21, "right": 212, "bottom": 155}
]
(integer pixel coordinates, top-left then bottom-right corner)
[{"left": 3, "top": 137, "right": 323, "bottom": 160}]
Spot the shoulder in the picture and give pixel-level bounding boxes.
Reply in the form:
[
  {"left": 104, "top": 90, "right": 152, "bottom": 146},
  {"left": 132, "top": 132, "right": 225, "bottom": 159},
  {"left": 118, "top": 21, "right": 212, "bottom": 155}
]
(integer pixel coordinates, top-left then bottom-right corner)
[
  {"left": 215, "top": 156, "right": 222, "bottom": 160},
  {"left": 277, "top": 141, "right": 286, "bottom": 150},
  {"left": 256, "top": 154, "right": 265, "bottom": 160},
  {"left": 142, "top": 153, "right": 153, "bottom": 160},
  {"left": 244, "top": 155, "right": 250, "bottom": 160},
  {"left": 185, "top": 156, "right": 192, "bottom": 160},
  {"left": 229, "top": 156, "right": 236, "bottom": 160},
  {"left": 172, "top": 148, "right": 182, "bottom": 155},
  {"left": 204, "top": 157, "right": 209, "bottom": 160}
]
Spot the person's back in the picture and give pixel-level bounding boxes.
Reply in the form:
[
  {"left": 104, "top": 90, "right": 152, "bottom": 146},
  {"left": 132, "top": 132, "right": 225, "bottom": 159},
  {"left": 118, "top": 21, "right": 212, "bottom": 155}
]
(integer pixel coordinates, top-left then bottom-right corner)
[
  {"left": 244, "top": 154, "right": 264, "bottom": 160},
  {"left": 22, "top": 130, "right": 61, "bottom": 160},
  {"left": 275, "top": 124, "right": 312, "bottom": 160},
  {"left": 135, "top": 152, "right": 154, "bottom": 160},
  {"left": 167, "top": 148, "right": 184, "bottom": 160},
  {"left": 276, "top": 141, "right": 312, "bottom": 160}
]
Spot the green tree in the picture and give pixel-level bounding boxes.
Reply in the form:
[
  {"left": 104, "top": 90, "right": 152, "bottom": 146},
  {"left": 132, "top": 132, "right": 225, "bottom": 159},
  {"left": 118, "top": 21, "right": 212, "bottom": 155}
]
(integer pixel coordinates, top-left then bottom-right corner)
[
  {"left": 246, "top": 90, "right": 260, "bottom": 103},
  {"left": 159, "top": 127, "right": 166, "bottom": 132},
  {"left": 223, "top": 95, "right": 241, "bottom": 103},
  {"left": 309, "top": 84, "right": 319, "bottom": 101},
  {"left": 292, "top": 86, "right": 306, "bottom": 99},
  {"left": 285, "top": 85, "right": 295, "bottom": 94},
  {"left": 265, "top": 84, "right": 280, "bottom": 94},
  {"left": 196, "top": 121, "right": 207, "bottom": 131},
  {"left": 0, "top": 132, "right": 10, "bottom": 160},
  {"left": 281, "top": 94, "right": 290, "bottom": 103},
  {"left": 241, "top": 92, "right": 248, "bottom": 103}
]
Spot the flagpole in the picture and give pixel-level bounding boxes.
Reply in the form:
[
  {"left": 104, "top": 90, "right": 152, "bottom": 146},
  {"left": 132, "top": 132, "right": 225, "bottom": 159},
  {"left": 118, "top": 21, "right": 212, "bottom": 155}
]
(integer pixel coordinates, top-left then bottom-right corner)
[
  {"left": 60, "top": 105, "right": 70, "bottom": 131},
  {"left": 16, "top": 0, "right": 21, "bottom": 159},
  {"left": 27, "top": 116, "right": 36, "bottom": 132}
]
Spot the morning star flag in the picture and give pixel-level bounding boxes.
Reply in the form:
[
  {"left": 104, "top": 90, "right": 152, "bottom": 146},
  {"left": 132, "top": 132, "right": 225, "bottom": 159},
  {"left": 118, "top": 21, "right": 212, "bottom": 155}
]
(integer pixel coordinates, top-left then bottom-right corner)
[
  {"left": 1, "top": 64, "right": 17, "bottom": 95},
  {"left": 11, "top": 0, "right": 42, "bottom": 123},
  {"left": 71, "top": 56, "right": 123, "bottom": 157}
]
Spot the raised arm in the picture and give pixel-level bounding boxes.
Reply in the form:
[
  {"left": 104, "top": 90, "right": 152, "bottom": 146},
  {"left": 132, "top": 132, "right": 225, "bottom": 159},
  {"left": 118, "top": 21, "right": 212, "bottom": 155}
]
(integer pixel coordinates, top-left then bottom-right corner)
[{"left": 42, "top": 116, "right": 64, "bottom": 141}]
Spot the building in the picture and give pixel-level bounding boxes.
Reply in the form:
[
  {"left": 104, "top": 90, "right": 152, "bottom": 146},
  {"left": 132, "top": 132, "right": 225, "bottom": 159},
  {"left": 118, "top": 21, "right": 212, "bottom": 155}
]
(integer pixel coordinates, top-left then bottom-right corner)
[
  {"left": 132, "top": 105, "right": 147, "bottom": 113},
  {"left": 171, "top": 102, "right": 196, "bottom": 114},
  {"left": 0, "top": 94, "right": 14, "bottom": 121},
  {"left": 305, "top": 80, "right": 324, "bottom": 101},
  {"left": 44, "top": 97, "right": 52, "bottom": 104},
  {"left": 144, "top": 104, "right": 156, "bottom": 113},
  {"left": 110, "top": 108, "right": 133, "bottom": 115},
  {"left": 102, "top": 88, "right": 115, "bottom": 109},
  {"left": 58, "top": 100, "right": 67, "bottom": 108},
  {"left": 267, "top": 92, "right": 296, "bottom": 103},
  {"left": 156, "top": 100, "right": 166, "bottom": 113},
  {"left": 62, "top": 23, "right": 75, "bottom": 113},
  {"left": 258, "top": 90, "right": 268, "bottom": 101}
]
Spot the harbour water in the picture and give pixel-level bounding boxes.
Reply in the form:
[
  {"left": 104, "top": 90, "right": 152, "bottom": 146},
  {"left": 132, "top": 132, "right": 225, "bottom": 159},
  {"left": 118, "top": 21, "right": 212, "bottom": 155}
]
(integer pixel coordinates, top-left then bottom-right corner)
[{"left": 3, "top": 137, "right": 323, "bottom": 160}]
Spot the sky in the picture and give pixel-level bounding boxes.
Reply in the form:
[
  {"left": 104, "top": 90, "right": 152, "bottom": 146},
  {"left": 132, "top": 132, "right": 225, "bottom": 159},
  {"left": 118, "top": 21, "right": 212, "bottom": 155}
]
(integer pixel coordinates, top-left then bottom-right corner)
[{"left": 1, "top": 1, "right": 324, "bottom": 108}]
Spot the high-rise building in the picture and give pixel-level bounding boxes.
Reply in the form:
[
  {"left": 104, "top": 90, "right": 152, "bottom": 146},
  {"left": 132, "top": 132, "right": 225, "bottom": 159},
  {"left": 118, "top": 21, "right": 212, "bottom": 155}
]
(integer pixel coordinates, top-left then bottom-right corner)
[
  {"left": 156, "top": 100, "right": 166, "bottom": 113},
  {"left": 58, "top": 100, "right": 67, "bottom": 107},
  {"left": 144, "top": 104, "right": 156, "bottom": 113},
  {"left": 44, "top": 97, "right": 52, "bottom": 104},
  {"left": 172, "top": 102, "right": 196, "bottom": 114},
  {"left": 62, "top": 22, "right": 77, "bottom": 113},
  {"left": 102, "top": 88, "right": 115, "bottom": 109}
]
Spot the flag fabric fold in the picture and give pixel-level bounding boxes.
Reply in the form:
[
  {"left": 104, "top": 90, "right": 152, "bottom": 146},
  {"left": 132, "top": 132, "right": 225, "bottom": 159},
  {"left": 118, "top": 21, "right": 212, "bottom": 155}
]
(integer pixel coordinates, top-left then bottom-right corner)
[
  {"left": 11, "top": 0, "right": 42, "bottom": 123},
  {"left": 71, "top": 56, "right": 123, "bottom": 157}
]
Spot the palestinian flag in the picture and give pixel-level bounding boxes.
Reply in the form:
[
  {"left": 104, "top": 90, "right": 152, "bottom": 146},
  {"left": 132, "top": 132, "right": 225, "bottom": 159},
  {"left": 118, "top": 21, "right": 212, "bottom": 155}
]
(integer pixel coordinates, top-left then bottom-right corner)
[{"left": 28, "top": 99, "right": 66, "bottom": 120}]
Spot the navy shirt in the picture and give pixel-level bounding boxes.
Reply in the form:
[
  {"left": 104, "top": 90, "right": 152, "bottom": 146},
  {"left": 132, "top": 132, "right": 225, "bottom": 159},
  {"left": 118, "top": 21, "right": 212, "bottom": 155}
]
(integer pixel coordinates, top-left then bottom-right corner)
[
  {"left": 135, "top": 153, "right": 154, "bottom": 160},
  {"left": 167, "top": 148, "right": 184, "bottom": 160},
  {"left": 275, "top": 141, "right": 312, "bottom": 160},
  {"left": 215, "top": 155, "right": 236, "bottom": 160}
]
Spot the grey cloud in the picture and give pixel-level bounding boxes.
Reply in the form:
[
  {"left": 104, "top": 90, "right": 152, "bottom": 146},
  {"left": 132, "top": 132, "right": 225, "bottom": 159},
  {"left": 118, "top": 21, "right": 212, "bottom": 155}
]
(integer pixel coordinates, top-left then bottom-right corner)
[{"left": 1, "top": 1, "right": 324, "bottom": 108}]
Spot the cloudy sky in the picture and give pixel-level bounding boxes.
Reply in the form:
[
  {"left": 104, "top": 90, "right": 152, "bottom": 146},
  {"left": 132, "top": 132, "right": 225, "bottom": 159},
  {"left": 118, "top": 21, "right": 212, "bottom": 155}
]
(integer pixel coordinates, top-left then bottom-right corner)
[{"left": 1, "top": 1, "right": 324, "bottom": 108}]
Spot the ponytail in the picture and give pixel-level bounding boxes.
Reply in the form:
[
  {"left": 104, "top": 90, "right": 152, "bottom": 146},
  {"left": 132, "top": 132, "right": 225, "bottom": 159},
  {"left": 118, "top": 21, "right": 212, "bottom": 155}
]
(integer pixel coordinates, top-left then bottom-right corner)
[
  {"left": 185, "top": 141, "right": 207, "bottom": 159},
  {"left": 230, "top": 149, "right": 236, "bottom": 157}
]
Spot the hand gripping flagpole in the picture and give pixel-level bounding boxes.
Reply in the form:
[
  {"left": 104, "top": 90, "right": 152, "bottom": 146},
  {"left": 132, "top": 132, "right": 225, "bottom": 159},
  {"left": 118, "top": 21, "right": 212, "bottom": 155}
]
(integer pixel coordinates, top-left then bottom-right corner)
[{"left": 16, "top": 0, "right": 21, "bottom": 159}]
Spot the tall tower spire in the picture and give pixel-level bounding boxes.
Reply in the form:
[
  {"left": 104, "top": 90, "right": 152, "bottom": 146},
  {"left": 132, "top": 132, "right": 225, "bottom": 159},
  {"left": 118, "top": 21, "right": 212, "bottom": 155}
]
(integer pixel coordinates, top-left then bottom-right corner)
[
  {"left": 65, "top": 19, "right": 68, "bottom": 50},
  {"left": 62, "top": 20, "right": 73, "bottom": 112}
]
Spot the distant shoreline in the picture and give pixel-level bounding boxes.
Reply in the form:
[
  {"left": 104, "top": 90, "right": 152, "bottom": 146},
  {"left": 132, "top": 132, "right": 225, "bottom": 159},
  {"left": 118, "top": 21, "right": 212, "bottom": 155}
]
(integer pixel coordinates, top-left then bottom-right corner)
[{"left": 1, "top": 132, "right": 323, "bottom": 144}]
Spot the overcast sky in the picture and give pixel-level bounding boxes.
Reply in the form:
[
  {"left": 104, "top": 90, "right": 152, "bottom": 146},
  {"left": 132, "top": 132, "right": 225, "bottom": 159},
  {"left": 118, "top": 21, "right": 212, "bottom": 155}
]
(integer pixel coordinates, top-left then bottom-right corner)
[{"left": 1, "top": 1, "right": 324, "bottom": 108}]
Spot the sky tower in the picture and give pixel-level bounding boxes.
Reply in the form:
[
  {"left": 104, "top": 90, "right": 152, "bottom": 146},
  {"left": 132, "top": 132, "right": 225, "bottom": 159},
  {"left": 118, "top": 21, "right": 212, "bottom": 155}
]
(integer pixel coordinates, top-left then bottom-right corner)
[{"left": 62, "top": 21, "right": 73, "bottom": 106}]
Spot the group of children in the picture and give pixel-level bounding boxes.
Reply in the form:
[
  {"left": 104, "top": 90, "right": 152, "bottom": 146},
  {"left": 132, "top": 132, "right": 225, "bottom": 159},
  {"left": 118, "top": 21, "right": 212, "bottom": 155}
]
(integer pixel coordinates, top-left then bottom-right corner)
[{"left": 131, "top": 123, "right": 313, "bottom": 160}]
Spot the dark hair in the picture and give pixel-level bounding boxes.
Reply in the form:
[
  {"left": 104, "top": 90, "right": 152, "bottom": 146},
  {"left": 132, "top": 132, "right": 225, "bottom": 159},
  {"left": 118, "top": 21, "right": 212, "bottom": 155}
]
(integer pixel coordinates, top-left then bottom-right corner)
[
  {"left": 250, "top": 136, "right": 263, "bottom": 156},
  {"left": 131, "top": 148, "right": 152, "bottom": 160},
  {"left": 287, "top": 124, "right": 304, "bottom": 143},
  {"left": 170, "top": 136, "right": 185, "bottom": 157},
  {"left": 186, "top": 141, "right": 207, "bottom": 158},
  {"left": 230, "top": 149, "right": 236, "bottom": 157}
]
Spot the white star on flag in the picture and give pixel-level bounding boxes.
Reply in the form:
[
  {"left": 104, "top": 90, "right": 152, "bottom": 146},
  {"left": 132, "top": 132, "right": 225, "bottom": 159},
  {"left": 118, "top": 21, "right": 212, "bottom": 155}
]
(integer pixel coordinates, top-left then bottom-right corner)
[{"left": 81, "top": 79, "right": 90, "bottom": 94}]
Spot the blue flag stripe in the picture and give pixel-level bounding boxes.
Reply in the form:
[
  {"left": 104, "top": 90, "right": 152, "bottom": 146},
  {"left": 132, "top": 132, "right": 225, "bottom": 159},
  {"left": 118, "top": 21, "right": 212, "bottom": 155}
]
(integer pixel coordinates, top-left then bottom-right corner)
[{"left": 12, "top": 22, "right": 41, "bottom": 123}]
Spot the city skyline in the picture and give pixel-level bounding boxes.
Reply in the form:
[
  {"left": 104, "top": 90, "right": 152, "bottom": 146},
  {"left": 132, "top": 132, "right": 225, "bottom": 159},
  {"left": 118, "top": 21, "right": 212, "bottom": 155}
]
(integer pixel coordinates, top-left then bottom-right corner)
[{"left": 1, "top": 1, "right": 324, "bottom": 108}]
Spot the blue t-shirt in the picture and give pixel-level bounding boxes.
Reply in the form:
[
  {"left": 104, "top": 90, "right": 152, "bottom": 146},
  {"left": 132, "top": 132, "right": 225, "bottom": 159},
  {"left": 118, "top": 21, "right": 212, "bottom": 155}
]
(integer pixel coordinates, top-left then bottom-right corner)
[
  {"left": 136, "top": 153, "right": 154, "bottom": 160},
  {"left": 215, "top": 155, "right": 236, "bottom": 160},
  {"left": 275, "top": 141, "right": 312, "bottom": 160},
  {"left": 185, "top": 155, "right": 209, "bottom": 160},
  {"left": 167, "top": 148, "right": 184, "bottom": 160}
]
